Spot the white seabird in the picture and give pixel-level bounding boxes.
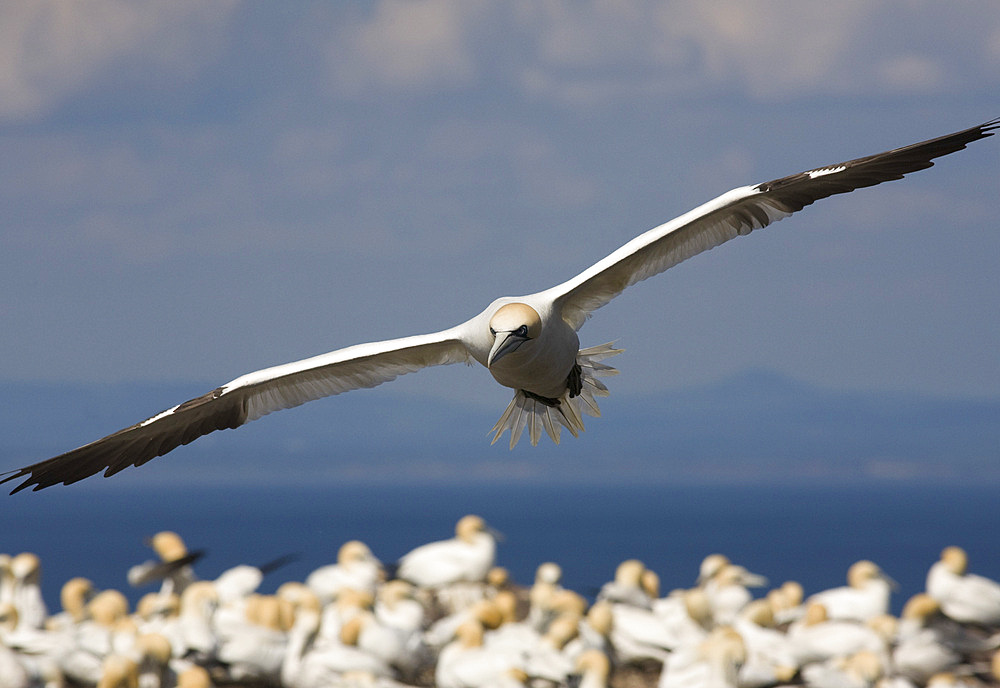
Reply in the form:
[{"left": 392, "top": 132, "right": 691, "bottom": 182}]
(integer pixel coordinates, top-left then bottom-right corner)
[
  {"left": 396, "top": 514, "right": 498, "bottom": 589},
  {"left": 3, "top": 119, "right": 997, "bottom": 492},
  {"left": 807, "top": 560, "right": 896, "bottom": 622},
  {"left": 926, "top": 545, "right": 1000, "bottom": 625}
]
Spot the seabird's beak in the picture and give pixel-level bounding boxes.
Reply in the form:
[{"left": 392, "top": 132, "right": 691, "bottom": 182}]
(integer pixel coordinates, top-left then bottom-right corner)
[
  {"left": 487, "top": 331, "right": 526, "bottom": 367},
  {"left": 881, "top": 570, "right": 900, "bottom": 591},
  {"left": 486, "top": 524, "right": 505, "bottom": 542},
  {"left": 742, "top": 571, "right": 769, "bottom": 588}
]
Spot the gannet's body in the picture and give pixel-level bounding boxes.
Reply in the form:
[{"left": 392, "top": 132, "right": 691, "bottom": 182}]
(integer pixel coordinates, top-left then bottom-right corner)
[
  {"left": 306, "top": 540, "right": 383, "bottom": 604},
  {"left": 807, "top": 560, "right": 896, "bottom": 623},
  {"left": 926, "top": 546, "right": 1000, "bottom": 625},
  {"left": 3, "top": 119, "right": 997, "bottom": 492},
  {"left": 396, "top": 515, "right": 498, "bottom": 589}
]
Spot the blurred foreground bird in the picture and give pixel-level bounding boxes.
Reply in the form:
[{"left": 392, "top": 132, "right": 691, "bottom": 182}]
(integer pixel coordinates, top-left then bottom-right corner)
[{"left": 4, "top": 118, "right": 997, "bottom": 492}]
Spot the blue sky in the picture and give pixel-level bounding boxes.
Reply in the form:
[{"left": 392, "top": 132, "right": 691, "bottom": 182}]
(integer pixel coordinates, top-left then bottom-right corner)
[{"left": 2, "top": 1, "right": 999, "bottom": 423}]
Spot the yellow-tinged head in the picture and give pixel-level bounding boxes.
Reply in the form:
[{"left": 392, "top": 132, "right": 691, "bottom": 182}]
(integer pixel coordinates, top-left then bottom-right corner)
[
  {"left": 150, "top": 531, "right": 188, "bottom": 562},
  {"left": 940, "top": 546, "right": 968, "bottom": 575},
  {"left": 456, "top": 514, "right": 490, "bottom": 542},
  {"left": 487, "top": 303, "right": 541, "bottom": 367}
]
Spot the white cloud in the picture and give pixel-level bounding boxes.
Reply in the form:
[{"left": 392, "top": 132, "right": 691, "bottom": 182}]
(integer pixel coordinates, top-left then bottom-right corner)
[
  {"left": 324, "top": 1, "right": 1000, "bottom": 104},
  {"left": 521, "top": 1, "right": 1000, "bottom": 102},
  {"left": 875, "top": 54, "right": 945, "bottom": 93},
  {"left": 0, "top": 0, "right": 237, "bottom": 122},
  {"left": 5, "top": 1, "right": 999, "bottom": 118},
  {"left": 326, "top": 0, "right": 484, "bottom": 94}
]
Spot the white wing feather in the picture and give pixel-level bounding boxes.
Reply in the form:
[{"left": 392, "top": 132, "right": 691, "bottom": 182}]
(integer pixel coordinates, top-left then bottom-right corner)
[
  {"left": 228, "top": 330, "right": 471, "bottom": 422},
  {"left": 544, "top": 187, "right": 789, "bottom": 330},
  {"left": 6, "top": 118, "right": 996, "bottom": 491},
  {"left": 3, "top": 329, "right": 470, "bottom": 491},
  {"left": 545, "top": 118, "right": 999, "bottom": 330}
]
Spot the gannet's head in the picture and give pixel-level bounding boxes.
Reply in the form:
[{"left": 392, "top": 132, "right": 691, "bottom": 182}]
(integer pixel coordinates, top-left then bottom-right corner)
[
  {"left": 847, "top": 559, "right": 897, "bottom": 590},
  {"left": 149, "top": 531, "right": 188, "bottom": 562},
  {"left": 697, "top": 553, "right": 730, "bottom": 585},
  {"left": 902, "top": 593, "right": 940, "bottom": 623},
  {"left": 613, "top": 559, "right": 646, "bottom": 587},
  {"left": 940, "top": 546, "right": 968, "bottom": 575},
  {"left": 487, "top": 302, "right": 541, "bottom": 367},
  {"left": 338, "top": 540, "right": 377, "bottom": 566},
  {"left": 61, "top": 577, "right": 94, "bottom": 621}
]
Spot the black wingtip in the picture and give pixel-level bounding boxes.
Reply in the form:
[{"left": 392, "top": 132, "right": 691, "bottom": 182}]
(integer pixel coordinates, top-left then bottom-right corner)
[
  {"left": 1, "top": 469, "right": 39, "bottom": 496},
  {"left": 258, "top": 552, "right": 302, "bottom": 576}
]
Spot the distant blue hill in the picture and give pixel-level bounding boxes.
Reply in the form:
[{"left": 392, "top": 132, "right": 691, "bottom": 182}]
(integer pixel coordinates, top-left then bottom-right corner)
[{"left": 1, "top": 371, "right": 997, "bottom": 488}]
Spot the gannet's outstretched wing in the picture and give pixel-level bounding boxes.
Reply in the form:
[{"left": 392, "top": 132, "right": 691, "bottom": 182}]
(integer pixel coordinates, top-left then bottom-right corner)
[
  {"left": 3, "top": 331, "right": 469, "bottom": 492},
  {"left": 548, "top": 119, "right": 999, "bottom": 330}
]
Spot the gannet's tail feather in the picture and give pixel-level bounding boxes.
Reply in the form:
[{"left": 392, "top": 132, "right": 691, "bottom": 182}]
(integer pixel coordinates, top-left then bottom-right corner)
[{"left": 490, "top": 342, "right": 623, "bottom": 449}]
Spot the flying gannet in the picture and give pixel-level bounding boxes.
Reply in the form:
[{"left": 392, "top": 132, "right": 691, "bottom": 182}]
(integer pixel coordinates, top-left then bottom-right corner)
[{"left": 3, "top": 119, "right": 998, "bottom": 493}]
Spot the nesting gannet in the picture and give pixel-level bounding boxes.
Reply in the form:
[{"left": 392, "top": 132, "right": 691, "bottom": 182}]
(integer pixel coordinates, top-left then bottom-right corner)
[
  {"left": 3, "top": 119, "right": 998, "bottom": 492},
  {"left": 282, "top": 607, "right": 393, "bottom": 688},
  {"left": 658, "top": 625, "right": 747, "bottom": 688},
  {"left": 95, "top": 654, "right": 139, "bottom": 688},
  {"left": 704, "top": 564, "right": 768, "bottom": 626},
  {"left": 307, "top": 540, "right": 383, "bottom": 604},
  {"left": 607, "top": 598, "right": 678, "bottom": 662},
  {"left": 527, "top": 562, "right": 565, "bottom": 630},
  {"left": 134, "top": 632, "right": 177, "bottom": 688},
  {"left": 696, "top": 554, "right": 732, "bottom": 586},
  {"left": 128, "top": 532, "right": 201, "bottom": 597},
  {"left": 807, "top": 560, "right": 896, "bottom": 622},
  {"left": 212, "top": 554, "right": 299, "bottom": 638},
  {"left": 216, "top": 594, "right": 291, "bottom": 684},
  {"left": 732, "top": 600, "right": 799, "bottom": 688},
  {"left": 926, "top": 545, "right": 1000, "bottom": 625},
  {"left": 341, "top": 609, "right": 431, "bottom": 680},
  {"left": 891, "top": 594, "right": 961, "bottom": 685},
  {"left": 573, "top": 649, "right": 611, "bottom": 688},
  {"left": 766, "top": 580, "right": 804, "bottom": 624},
  {"left": 597, "top": 559, "right": 655, "bottom": 609},
  {"left": 434, "top": 565, "right": 510, "bottom": 617},
  {"left": 650, "top": 588, "right": 712, "bottom": 648},
  {"left": 177, "top": 581, "right": 219, "bottom": 662},
  {"left": 374, "top": 579, "right": 426, "bottom": 637},
  {"left": 799, "top": 649, "right": 885, "bottom": 688},
  {"left": 435, "top": 620, "right": 518, "bottom": 688},
  {"left": 424, "top": 598, "right": 505, "bottom": 648},
  {"left": 396, "top": 515, "right": 498, "bottom": 589},
  {"left": 9, "top": 553, "right": 47, "bottom": 631},
  {"left": 785, "top": 602, "right": 890, "bottom": 666},
  {"left": 564, "top": 599, "right": 615, "bottom": 662},
  {"left": 0, "top": 603, "right": 33, "bottom": 688}
]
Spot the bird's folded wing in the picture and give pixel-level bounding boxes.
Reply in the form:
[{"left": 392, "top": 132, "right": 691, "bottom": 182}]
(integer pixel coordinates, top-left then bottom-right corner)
[
  {"left": 3, "top": 331, "right": 469, "bottom": 493},
  {"left": 128, "top": 550, "right": 206, "bottom": 587},
  {"left": 547, "top": 118, "right": 999, "bottom": 330}
]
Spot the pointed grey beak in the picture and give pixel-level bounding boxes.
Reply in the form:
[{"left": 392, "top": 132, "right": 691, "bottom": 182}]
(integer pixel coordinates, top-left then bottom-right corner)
[
  {"left": 487, "top": 332, "right": 525, "bottom": 367},
  {"left": 881, "top": 570, "right": 900, "bottom": 591},
  {"left": 742, "top": 571, "right": 769, "bottom": 588}
]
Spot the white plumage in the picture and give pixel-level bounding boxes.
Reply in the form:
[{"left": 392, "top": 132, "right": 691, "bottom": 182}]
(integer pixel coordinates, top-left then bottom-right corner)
[
  {"left": 926, "top": 546, "right": 1000, "bottom": 625},
  {"left": 3, "top": 119, "right": 997, "bottom": 492},
  {"left": 397, "top": 515, "right": 498, "bottom": 589}
]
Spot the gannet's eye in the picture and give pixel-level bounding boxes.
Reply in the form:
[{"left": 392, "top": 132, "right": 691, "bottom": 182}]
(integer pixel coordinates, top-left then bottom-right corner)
[
  {"left": 489, "top": 327, "right": 496, "bottom": 336},
  {"left": 516, "top": 325, "right": 528, "bottom": 337}
]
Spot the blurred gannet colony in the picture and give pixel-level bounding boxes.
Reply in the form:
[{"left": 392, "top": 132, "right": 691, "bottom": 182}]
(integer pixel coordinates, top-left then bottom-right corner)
[{"left": 3, "top": 519, "right": 1000, "bottom": 688}]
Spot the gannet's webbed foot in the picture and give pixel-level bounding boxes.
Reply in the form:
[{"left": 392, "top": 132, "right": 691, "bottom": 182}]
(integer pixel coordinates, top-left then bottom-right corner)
[
  {"left": 489, "top": 342, "right": 624, "bottom": 449},
  {"left": 522, "top": 390, "right": 561, "bottom": 407},
  {"left": 567, "top": 363, "right": 582, "bottom": 398}
]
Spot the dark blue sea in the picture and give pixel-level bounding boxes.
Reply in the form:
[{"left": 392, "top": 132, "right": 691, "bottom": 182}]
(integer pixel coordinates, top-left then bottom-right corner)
[{"left": 5, "top": 482, "right": 999, "bottom": 616}]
